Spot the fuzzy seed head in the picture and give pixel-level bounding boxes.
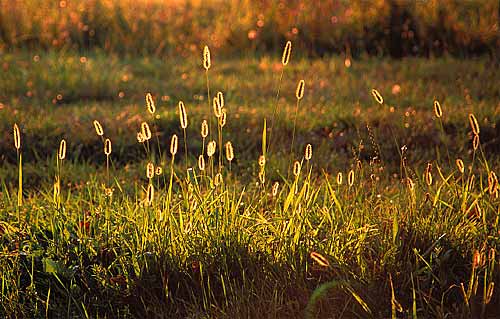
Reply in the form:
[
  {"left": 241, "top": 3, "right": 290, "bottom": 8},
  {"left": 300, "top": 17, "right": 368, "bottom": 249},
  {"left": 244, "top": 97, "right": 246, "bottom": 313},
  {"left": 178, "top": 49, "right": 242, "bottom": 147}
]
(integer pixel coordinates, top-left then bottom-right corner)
[
  {"left": 272, "top": 182, "right": 279, "bottom": 196},
  {"left": 456, "top": 159, "right": 464, "bottom": 174},
  {"left": 296, "top": 80, "right": 305, "bottom": 100},
  {"left": 203, "top": 46, "right": 211, "bottom": 70},
  {"left": 214, "top": 173, "right": 223, "bottom": 186},
  {"left": 170, "top": 134, "right": 178, "bottom": 156},
  {"left": 146, "top": 184, "right": 154, "bottom": 206},
  {"left": 337, "top": 172, "right": 343, "bottom": 185},
  {"left": 473, "top": 134, "right": 480, "bottom": 150},
  {"left": 348, "top": 169, "right": 354, "bottom": 187},
  {"left": 207, "top": 140, "right": 216, "bottom": 157},
  {"left": 137, "top": 132, "right": 145, "bottom": 143},
  {"left": 258, "top": 155, "right": 266, "bottom": 167},
  {"left": 305, "top": 144, "right": 312, "bottom": 160},
  {"left": 179, "top": 101, "right": 188, "bottom": 129},
  {"left": 433, "top": 100, "right": 442, "bottom": 118},
  {"left": 104, "top": 138, "right": 112, "bottom": 155},
  {"left": 219, "top": 109, "right": 227, "bottom": 127},
  {"left": 371, "top": 89, "right": 384, "bottom": 104},
  {"left": 58, "top": 139, "right": 66, "bottom": 160},
  {"left": 225, "top": 141, "right": 234, "bottom": 162},
  {"left": 310, "top": 252, "right": 330, "bottom": 267},
  {"left": 93, "top": 120, "right": 104, "bottom": 136},
  {"left": 13, "top": 123, "right": 21, "bottom": 150},
  {"left": 198, "top": 155, "right": 205, "bottom": 171},
  {"left": 217, "top": 91, "right": 224, "bottom": 108},
  {"left": 146, "top": 93, "right": 156, "bottom": 114},
  {"left": 282, "top": 41, "right": 292, "bottom": 66},
  {"left": 425, "top": 163, "right": 433, "bottom": 186},
  {"left": 488, "top": 171, "right": 498, "bottom": 195},
  {"left": 201, "top": 120, "right": 209, "bottom": 138},
  {"left": 293, "top": 161, "right": 301, "bottom": 177},
  {"left": 407, "top": 177, "right": 415, "bottom": 191},
  {"left": 155, "top": 166, "right": 163, "bottom": 175},
  {"left": 468, "top": 113, "right": 480, "bottom": 135},
  {"left": 213, "top": 97, "right": 222, "bottom": 118},
  {"left": 146, "top": 162, "right": 154, "bottom": 179},
  {"left": 141, "top": 122, "right": 152, "bottom": 140}
]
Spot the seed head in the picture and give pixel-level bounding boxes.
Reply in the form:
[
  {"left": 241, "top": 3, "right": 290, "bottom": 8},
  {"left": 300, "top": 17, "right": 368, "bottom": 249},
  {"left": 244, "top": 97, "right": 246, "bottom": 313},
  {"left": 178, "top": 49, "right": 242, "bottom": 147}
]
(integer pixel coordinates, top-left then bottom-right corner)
[
  {"left": 13, "top": 123, "right": 21, "bottom": 150},
  {"left": 456, "top": 159, "right": 464, "bottom": 174},
  {"left": 468, "top": 113, "right": 480, "bottom": 135},
  {"left": 104, "top": 138, "right": 112, "bottom": 155},
  {"left": 282, "top": 41, "right": 292, "bottom": 66},
  {"left": 225, "top": 141, "right": 234, "bottom": 162},
  {"left": 201, "top": 120, "right": 208, "bottom": 138},
  {"left": 214, "top": 173, "right": 223, "bottom": 186},
  {"left": 371, "top": 89, "right": 384, "bottom": 104},
  {"left": 207, "top": 140, "right": 216, "bottom": 157},
  {"left": 272, "top": 182, "right": 279, "bottom": 196},
  {"left": 179, "top": 101, "right": 188, "bottom": 129},
  {"left": 93, "top": 120, "right": 104, "bottom": 136},
  {"left": 473, "top": 134, "right": 480, "bottom": 150},
  {"left": 58, "top": 139, "right": 66, "bottom": 160},
  {"left": 433, "top": 100, "right": 442, "bottom": 118},
  {"left": 141, "top": 122, "right": 152, "bottom": 140},
  {"left": 203, "top": 46, "right": 211, "bottom": 70},
  {"left": 219, "top": 109, "right": 227, "bottom": 127},
  {"left": 296, "top": 80, "right": 305, "bottom": 100},
  {"left": 348, "top": 169, "right": 354, "bottom": 187},
  {"left": 305, "top": 144, "right": 312, "bottom": 160},
  {"left": 217, "top": 91, "right": 224, "bottom": 108},
  {"left": 488, "top": 171, "right": 498, "bottom": 195},
  {"left": 198, "top": 155, "right": 205, "bottom": 171},
  {"left": 137, "top": 132, "right": 145, "bottom": 143},
  {"left": 258, "top": 155, "right": 266, "bottom": 167},
  {"left": 310, "top": 252, "right": 330, "bottom": 267},
  {"left": 293, "top": 161, "right": 301, "bottom": 177},
  {"left": 213, "top": 97, "right": 222, "bottom": 118},
  {"left": 146, "top": 93, "right": 156, "bottom": 114},
  {"left": 337, "top": 172, "right": 343, "bottom": 185},
  {"left": 146, "top": 184, "right": 154, "bottom": 206},
  {"left": 170, "top": 134, "right": 178, "bottom": 156},
  {"left": 155, "top": 166, "right": 163, "bottom": 175},
  {"left": 146, "top": 162, "right": 154, "bottom": 179}
]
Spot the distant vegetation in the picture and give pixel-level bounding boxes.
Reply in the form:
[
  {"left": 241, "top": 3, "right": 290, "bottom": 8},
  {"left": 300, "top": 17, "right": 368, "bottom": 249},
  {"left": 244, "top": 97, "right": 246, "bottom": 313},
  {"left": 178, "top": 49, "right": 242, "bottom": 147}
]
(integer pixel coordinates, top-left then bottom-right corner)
[{"left": 0, "top": 0, "right": 498, "bottom": 57}]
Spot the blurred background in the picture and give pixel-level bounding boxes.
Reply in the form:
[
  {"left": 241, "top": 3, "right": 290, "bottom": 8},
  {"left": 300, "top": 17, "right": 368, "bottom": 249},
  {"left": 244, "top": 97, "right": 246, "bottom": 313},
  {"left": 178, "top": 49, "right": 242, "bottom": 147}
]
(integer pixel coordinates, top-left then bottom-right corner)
[{"left": 1, "top": 0, "right": 498, "bottom": 58}]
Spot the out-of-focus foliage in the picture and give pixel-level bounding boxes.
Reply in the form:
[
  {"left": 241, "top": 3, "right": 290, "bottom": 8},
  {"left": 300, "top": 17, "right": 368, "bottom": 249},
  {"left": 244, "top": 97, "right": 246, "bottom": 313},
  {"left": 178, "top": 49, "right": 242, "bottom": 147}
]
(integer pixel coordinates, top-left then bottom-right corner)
[{"left": 0, "top": 0, "right": 498, "bottom": 57}]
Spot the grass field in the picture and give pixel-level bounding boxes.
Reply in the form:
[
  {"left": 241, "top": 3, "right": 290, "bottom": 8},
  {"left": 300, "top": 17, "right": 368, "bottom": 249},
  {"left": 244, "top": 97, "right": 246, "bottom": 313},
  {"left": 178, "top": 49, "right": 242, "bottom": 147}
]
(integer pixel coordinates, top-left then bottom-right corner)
[{"left": 1, "top": 50, "right": 499, "bottom": 318}]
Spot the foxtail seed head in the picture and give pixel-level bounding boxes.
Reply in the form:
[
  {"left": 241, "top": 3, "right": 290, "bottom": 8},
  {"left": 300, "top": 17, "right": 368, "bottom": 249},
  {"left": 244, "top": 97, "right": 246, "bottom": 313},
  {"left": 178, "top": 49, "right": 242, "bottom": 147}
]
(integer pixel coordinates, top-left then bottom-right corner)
[
  {"left": 146, "top": 184, "right": 154, "bottom": 206},
  {"left": 146, "top": 162, "right": 154, "bottom": 179},
  {"left": 155, "top": 166, "right": 163, "bottom": 175},
  {"left": 137, "top": 132, "right": 145, "bottom": 143},
  {"left": 214, "top": 173, "right": 223, "bottom": 186},
  {"left": 170, "top": 134, "right": 178, "bottom": 156},
  {"left": 473, "top": 134, "right": 480, "bottom": 150},
  {"left": 198, "top": 155, "right": 205, "bottom": 171},
  {"left": 219, "top": 109, "right": 227, "bottom": 127},
  {"left": 434, "top": 100, "right": 442, "bottom": 118},
  {"left": 93, "top": 120, "right": 104, "bottom": 136},
  {"left": 293, "top": 161, "right": 301, "bottom": 177},
  {"left": 201, "top": 120, "right": 209, "bottom": 138},
  {"left": 456, "top": 159, "right": 464, "bottom": 174},
  {"left": 179, "top": 101, "right": 188, "bottom": 129},
  {"left": 296, "top": 80, "right": 305, "bottom": 100},
  {"left": 305, "top": 144, "right": 312, "bottom": 160},
  {"left": 203, "top": 46, "right": 211, "bottom": 70},
  {"left": 104, "top": 139, "right": 112, "bottom": 155},
  {"left": 371, "top": 89, "right": 384, "bottom": 104},
  {"left": 207, "top": 140, "right": 216, "bottom": 157},
  {"left": 488, "top": 171, "right": 498, "bottom": 195},
  {"left": 337, "top": 172, "right": 343, "bottom": 185},
  {"left": 217, "top": 91, "right": 224, "bottom": 108},
  {"left": 13, "top": 123, "right": 21, "bottom": 150},
  {"left": 348, "top": 169, "right": 354, "bottom": 187},
  {"left": 213, "top": 97, "right": 222, "bottom": 117},
  {"left": 141, "top": 122, "right": 152, "bottom": 140},
  {"left": 468, "top": 114, "right": 480, "bottom": 135},
  {"left": 272, "top": 182, "right": 279, "bottom": 196},
  {"left": 58, "top": 139, "right": 66, "bottom": 160},
  {"left": 225, "top": 141, "right": 234, "bottom": 161},
  {"left": 146, "top": 93, "right": 155, "bottom": 114},
  {"left": 310, "top": 252, "right": 330, "bottom": 267},
  {"left": 282, "top": 41, "right": 292, "bottom": 66},
  {"left": 258, "top": 155, "right": 266, "bottom": 167}
]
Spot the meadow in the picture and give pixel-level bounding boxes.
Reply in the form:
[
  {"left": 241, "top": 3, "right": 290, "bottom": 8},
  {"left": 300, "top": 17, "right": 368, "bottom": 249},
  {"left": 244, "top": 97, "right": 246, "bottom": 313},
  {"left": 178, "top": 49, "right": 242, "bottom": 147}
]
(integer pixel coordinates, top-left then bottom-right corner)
[{"left": 0, "top": 47, "right": 499, "bottom": 318}]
